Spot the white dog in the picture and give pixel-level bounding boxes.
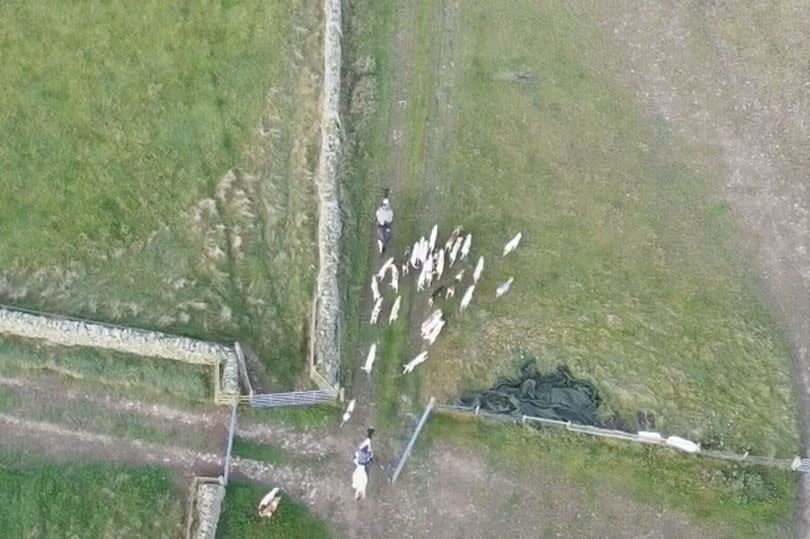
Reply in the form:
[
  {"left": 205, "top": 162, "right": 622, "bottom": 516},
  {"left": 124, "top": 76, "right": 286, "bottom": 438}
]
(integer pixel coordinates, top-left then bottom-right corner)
[
  {"left": 503, "top": 232, "right": 522, "bottom": 256},
  {"left": 361, "top": 344, "right": 377, "bottom": 374},
  {"left": 403, "top": 351, "right": 428, "bottom": 374},
  {"left": 258, "top": 487, "right": 281, "bottom": 518},
  {"left": 352, "top": 464, "right": 368, "bottom": 500}
]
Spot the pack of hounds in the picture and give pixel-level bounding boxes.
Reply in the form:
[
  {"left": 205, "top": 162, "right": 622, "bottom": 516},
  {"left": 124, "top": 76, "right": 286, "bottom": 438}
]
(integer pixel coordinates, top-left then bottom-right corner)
[
  {"left": 256, "top": 213, "right": 523, "bottom": 510},
  {"left": 362, "top": 224, "right": 522, "bottom": 377},
  {"left": 339, "top": 223, "right": 523, "bottom": 499}
]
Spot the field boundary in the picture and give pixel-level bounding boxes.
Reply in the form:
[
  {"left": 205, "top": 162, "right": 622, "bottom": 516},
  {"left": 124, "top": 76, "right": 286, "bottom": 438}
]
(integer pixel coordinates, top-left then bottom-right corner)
[
  {"left": 438, "top": 404, "right": 810, "bottom": 472},
  {"left": 390, "top": 397, "right": 436, "bottom": 482},
  {"left": 184, "top": 476, "right": 225, "bottom": 539},
  {"left": 0, "top": 305, "right": 241, "bottom": 402},
  {"left": 311, "top": 0, "right": 343, "bottom": 391},
  {"left": 0, "top": 304, "right": 227, "bottom": 365},
  {"left": 185, "top": 399, "right": 237, "bottom": 539}
]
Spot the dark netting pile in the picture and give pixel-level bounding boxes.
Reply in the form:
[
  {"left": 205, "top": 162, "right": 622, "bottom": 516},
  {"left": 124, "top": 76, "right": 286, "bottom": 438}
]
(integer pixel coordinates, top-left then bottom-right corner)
[{"left": 457, "top": 359, "right": 602, "bottom": 425}]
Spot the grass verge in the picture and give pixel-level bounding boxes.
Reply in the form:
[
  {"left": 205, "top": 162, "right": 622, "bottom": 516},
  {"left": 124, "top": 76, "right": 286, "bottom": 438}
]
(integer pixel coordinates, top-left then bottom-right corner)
[
  {"left": 231, "top": 437, "right": 286, "bottom": 465},
  {"left": 424, "top": 414, "right": 795, "bottom": 538},
  {"left": 241, "top": 405, "right": 338, "bottom": 430},
  {"left": 217, "top": 481, "right": 331, "bottom": 538},
  {"left": 0, "top": 455, "right": 183, "bottom": 538},
  {"left": 0, "top": 336, "right": 211, "bottom": 403}
]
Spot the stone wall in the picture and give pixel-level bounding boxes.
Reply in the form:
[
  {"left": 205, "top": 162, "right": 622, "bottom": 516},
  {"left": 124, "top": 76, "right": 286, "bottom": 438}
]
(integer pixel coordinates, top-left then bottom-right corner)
[
  {"left": 312, "top": 0, "right": 343, "bottom": 387},
  {"left": 0, "top": 307, "right": 227, "bottom": 364},
  {"left": 0, "top": 306, "right": 240, "bottom": 396},
  {"left": 221, "top": 348, "right": 240, "bottom": 395},
  {"left": 191, "top": 481, "right": 226, "bottom": 539}
]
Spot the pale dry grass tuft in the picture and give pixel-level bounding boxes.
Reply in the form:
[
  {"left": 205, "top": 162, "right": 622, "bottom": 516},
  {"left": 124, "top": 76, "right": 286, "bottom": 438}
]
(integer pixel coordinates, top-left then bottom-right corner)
[
  {"left": 216, "top": 170, "right": 238, "bottom": 204},
  {"left": 228, "top": 189, "right": 255, "bottom": 222},
  {"left": 187, "top": 301, "right": 208, "bottom": 312},
  {"left": 156, "top": 315, "right": 175, "bottom": 328}
]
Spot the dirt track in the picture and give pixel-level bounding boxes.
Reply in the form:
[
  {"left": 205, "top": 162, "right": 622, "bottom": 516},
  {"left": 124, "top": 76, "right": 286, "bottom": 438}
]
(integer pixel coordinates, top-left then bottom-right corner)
[{"left": 0, "top": 405, "right": 719, "bottom": 539}]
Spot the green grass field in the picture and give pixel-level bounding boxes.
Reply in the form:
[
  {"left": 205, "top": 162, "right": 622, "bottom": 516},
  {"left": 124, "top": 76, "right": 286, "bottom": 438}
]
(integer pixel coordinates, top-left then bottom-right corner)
[
  {"left": 231, "top": 437, "right": 286, "bottom": 465},
  {"left": 342, "top": 0, "right": 798, "bottom": 456},
  {"left": 217, "top": 481, "right": 331, "bottom": 539},
  {"left": 0, "top": 456, "right": 183, "bottom": 538},
  {"left": 425, "top": 414, "right": 795, "bottom": 538},
  {"left": 0, "top": 0, "right": 322, "bottom": 386}
]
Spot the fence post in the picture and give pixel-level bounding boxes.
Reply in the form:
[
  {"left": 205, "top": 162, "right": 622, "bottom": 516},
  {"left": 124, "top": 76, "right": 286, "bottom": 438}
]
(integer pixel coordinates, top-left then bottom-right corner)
[
  {"left": 222, "top": 400, "right": 238, "bottom": 485},
  {"left": 233, "top": 342, "right": 253, "bottom": 397},
  {"left": 391, "top": 397, "right": 435, "bottom": 483}
]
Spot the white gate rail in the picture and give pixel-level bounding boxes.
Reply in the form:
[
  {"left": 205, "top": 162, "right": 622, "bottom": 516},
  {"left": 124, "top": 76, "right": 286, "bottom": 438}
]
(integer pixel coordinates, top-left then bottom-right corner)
[{"left": 250, "top": 389, "right": 336, "bottom": 408}]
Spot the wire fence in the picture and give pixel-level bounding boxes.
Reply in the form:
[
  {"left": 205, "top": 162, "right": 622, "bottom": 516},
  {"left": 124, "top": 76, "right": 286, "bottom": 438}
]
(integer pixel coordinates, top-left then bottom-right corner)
[
  {"left": 390, "top": 397, "right": 436, "bottom": 482},
  {"left": 437, "top": 404, "right": 810, "bottom": 472},
  {"left": 223, "top": 401, "right": 239, "bottom": 484}
]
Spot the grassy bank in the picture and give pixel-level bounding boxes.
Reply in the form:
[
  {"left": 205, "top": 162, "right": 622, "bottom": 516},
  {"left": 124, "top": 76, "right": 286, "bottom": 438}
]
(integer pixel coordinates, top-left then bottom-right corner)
[
  {"left": 342, "top": 0, "right": 798, "bottom": 454},
  {"left": 0, "top": 0, "right": 322, "bottom": 386},
  {"left": 0, "top": 337, "right": 211, "bottom": 403},
  {"left": 217, "top": 481, "right": 331, "bottom": 539},
  {"left": 0, "top": 385, "right": 218, "bottom": 452},
  {"left": 231, "top": 437, "right": 286, "bottom": 465},
  {"left": 425, "top": 414, "right": 795, "bottom": 538},
  {"left": 339, "top": 0, "right": 398, "bottom": 406},
  {"left": 0, "top": 456, "right": 183, "bottom": 538},
  {"left": 241, "top": 404, "right": 337, "bottom": 429}
]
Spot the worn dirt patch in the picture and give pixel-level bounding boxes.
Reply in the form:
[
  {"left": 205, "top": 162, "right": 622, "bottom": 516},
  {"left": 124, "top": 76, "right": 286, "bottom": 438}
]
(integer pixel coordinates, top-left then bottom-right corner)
[{"left": 301, "top": 442, "right": 719, "bottom": 539}]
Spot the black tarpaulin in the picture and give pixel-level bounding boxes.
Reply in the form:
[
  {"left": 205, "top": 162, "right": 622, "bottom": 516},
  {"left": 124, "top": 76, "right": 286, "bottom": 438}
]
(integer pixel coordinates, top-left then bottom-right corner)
[{"left": 457, "top": 359, "right": 601, "bottom": 425}]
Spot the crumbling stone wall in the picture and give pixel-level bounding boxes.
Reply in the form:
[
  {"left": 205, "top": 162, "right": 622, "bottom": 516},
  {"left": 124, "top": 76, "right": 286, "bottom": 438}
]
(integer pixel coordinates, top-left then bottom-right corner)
[
  {"left": 312, "top": 0, "right": 343, "bottom": 387},
  {"left": 0, "top": 307, "right": 225, "bottom": 364},
  {"left": 0, "top": 307, "right": 240, "bottom": 396},
  {"left": 191, "top": 481, "right": 225, "bottom": 539}
]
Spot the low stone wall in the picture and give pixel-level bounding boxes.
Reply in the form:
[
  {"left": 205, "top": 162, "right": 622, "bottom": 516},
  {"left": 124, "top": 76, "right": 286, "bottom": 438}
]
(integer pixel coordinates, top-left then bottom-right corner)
[
  {"left": 0, "top": 306, "right": 240, "bottom": 397},
  {"left": 0, "top": 306, "right": 227, "bottom": 365},
  {"left": 312, "top": 0, "right": 343, "bottom": 388},
  {"left": 221, "top": 348, "right": 240, "bottom": 395},
  {"left": 191, "top": 480, "right": 226, "bottom": 539}
]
